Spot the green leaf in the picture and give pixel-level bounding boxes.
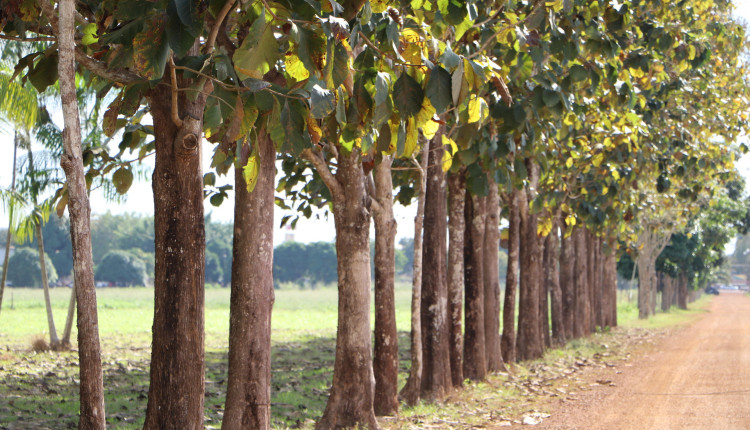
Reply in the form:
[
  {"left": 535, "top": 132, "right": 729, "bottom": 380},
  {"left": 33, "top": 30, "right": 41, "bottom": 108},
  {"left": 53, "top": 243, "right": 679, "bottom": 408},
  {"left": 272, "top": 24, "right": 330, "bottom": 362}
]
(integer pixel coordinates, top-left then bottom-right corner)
[
  {"left": 542, "top": 89, "right": 560, "bottom": 107},
  {"left": 375, "top": 72, "right": 390, "bottom": 106},
  {"left": 393, "top": 73, "right": 424, "bottom": 118},
  {"left": 242, "top": 78, "right": 271, "bottom": 92},
  {"left": 233, "top": 10, "right": 279, "bottom": 79},
  {"left": 82, "top": 23, "right": 99, "bottom": 45},
  {"left": 112, "top": 167, "right": 134, "bottom": 194},
  {"left": 133, "top": 16, "right": 170, "bottom": 80},
  {"left": 167, "top": 0, "right": 197, "bottom": 57},
  {"left": 28, "top": 54, "right": 58, "bottom": 92},
  {"left": 440, "top": 44, "right": 460, "bottom": 69},
  {"left": 570, "top": 64, "right": 587, "bottom": 82},
  {"left": 310, "top": 84, "right": 336, "bottom": 118},
  {"left": 210, "top": 193, "right": 224, "bottom": 206},
  {"left": 426, "top": 66, "right": 452, "bottom": 113},
  {"left": 203, "top": 172, "right": 216, "bottom": 187},
  {"left": 451, "top": 60, "right": 467, "bottom": 106},
  {"left": 172, "top": 0, "right": 196, "bottom": 31}
]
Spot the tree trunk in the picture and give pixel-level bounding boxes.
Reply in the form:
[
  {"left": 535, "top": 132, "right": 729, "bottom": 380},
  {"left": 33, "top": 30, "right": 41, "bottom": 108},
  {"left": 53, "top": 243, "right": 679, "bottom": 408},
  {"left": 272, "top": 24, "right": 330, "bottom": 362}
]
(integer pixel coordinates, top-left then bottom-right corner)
[
  {"left": 446, "top": 169, "right": 465, "bottom": 387},
  {"left": 637, "top": 254, "right": 656, "bottom": 319},
  {"left": 399, "top": 142, "right": 430, "bottom": 407},
  {"left": 419, "top": 133, "right": 452, "bottom": 399},
  {"left": 677, "top": 272, "right": 688, "bottom": 310},
  {"left": 372, "top": 156, "right": 399, "bottom": 416},
  {"left": 144, "top": 80, "right": 208, "bottom": 429},
  {"left": 0, "top": 132, "right": 18, "bottom": 316},
  {"left": 517, "top": 161, "right": 543, "bottom": 361},
  {"left": 559, "top": 228, "right": 575, "bottom": 340},
  {"left": 222, "top": 130, "right": 276, "bottom": 429},
  {"left": 573, "top": 228, "right": 589, "bottom": 337},
  {"left": 58, "top": 1, "right": 106, "bottom": 426},
  {"left": 483, "top": 178, "right": 504, "bottom": 372},
  {"left": 61, "top": 282, "right": 76, "bottom": 347},
  {"left": 464, "top": 191, "right": 487, "bottom": 380},
  {"left": 545, "top": 224, "right": 564, "bottom": 346},
  {"left": 36, "top": 222, "right": 60, "bottom": 347},
  {"left": 315, "top": 146, "right": 378, "bottom": 430},
  {"left": 661, "top": 274, "right": 672, "bottom": 312},
  {"left": 602, "top": 240, "right": 618, "bottom": 328},
  {"left": 540, "top": 240, "right": 551, "bottom": 349},
  {"left": 501, "top": 189, "right": 520, "bottom": 363},
  {"left": 586, "top": 230, "right": 597, "bottom": 332}
]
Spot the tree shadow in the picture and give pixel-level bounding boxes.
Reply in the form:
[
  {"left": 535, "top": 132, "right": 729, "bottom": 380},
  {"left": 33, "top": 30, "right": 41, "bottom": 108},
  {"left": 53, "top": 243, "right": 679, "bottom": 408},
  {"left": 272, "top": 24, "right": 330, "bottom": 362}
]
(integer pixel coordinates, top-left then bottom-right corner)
[{"left": 0, "top": 332, "right": 412, "bottom": 429}]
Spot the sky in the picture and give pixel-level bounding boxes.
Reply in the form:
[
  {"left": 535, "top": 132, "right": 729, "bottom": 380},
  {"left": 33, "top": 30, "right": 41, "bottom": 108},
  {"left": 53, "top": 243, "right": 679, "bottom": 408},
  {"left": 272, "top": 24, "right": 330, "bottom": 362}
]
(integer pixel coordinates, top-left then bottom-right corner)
[{"left": 2, "top": 2, "right": 750, "bottom": 245}]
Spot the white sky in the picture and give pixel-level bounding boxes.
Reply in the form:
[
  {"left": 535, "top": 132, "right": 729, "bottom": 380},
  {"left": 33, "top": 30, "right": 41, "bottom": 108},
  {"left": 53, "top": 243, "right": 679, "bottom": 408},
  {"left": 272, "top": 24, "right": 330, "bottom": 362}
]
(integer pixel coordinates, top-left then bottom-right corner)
[{"left": 3, "top": 2, "right": 750, "bottom": 245}]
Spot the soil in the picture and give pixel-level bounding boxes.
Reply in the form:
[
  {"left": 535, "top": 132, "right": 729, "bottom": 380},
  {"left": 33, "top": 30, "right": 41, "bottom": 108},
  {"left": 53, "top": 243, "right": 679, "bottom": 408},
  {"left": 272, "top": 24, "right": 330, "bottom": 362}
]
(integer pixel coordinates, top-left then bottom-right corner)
[{"left": 538, "top": 291, "right": 750, "bottom": 430}]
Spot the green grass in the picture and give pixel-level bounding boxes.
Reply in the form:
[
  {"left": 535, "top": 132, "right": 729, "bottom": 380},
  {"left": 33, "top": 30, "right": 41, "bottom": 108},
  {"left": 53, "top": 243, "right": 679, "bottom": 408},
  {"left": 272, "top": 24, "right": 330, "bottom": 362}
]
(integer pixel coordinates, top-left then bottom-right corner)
[{"left": 0, "top": 286, "right": 716, "bottom": 429}]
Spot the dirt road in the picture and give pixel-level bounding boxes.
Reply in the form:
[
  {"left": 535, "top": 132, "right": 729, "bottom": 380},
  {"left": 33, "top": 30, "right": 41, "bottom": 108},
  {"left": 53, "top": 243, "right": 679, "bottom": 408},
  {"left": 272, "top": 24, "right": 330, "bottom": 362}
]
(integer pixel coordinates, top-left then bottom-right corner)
[{"left": 540, "top": 292, "right": 750, "bottom": 430}]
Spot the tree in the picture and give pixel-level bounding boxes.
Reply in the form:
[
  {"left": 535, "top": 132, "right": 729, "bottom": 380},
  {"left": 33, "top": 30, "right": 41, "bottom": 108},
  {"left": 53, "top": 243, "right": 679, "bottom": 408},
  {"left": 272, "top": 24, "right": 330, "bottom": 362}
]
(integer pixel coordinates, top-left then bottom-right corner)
[
  {"left": 94, "top": 250, "right": 147, "bottom": 286},
  {"left": 6, "top": 247, "right": 57, "bottom": 286}
]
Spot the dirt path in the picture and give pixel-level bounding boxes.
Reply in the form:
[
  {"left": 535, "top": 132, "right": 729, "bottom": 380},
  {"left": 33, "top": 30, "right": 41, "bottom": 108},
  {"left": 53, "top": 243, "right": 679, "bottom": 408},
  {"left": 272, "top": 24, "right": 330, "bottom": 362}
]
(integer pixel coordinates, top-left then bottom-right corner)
[{"left": 539, "top": 292, "right": 750, "bottom": 430}]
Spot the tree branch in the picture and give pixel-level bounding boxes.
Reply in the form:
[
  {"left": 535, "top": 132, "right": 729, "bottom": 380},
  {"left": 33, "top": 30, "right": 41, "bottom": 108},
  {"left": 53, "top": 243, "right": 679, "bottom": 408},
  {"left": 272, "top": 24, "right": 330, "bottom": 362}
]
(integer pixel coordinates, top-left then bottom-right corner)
[{"left": 302, "top": 148, "right": 344, "bottom": 202}]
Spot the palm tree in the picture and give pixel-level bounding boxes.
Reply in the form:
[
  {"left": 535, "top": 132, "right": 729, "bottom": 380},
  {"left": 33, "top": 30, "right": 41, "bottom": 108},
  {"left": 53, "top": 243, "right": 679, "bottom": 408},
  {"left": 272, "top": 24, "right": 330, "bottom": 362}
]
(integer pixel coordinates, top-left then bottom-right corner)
[{"left": 0, "top": 73, "right": 38, "bottom": 317}]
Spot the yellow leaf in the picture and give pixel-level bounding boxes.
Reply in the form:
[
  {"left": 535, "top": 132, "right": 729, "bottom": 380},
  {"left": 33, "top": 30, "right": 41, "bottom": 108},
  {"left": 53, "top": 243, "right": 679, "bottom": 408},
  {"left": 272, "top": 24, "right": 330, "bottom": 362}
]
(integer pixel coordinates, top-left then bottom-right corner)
[
  {"left": 307, "top": 116, "right": 322, "bottom": 145},
  {"left": 537, "top": 217, "right": 553, "bottom": 237},
  {"left": 370, "top": 0, "right": 388, "bottom": 13},
  {"left": 285, "top": 53, "right": 310, "bottom": 81},
  {"left": 467, "top": 96, "right": 487, "bottom": 124},
  {"left": 404, "top": 117, "right": 418, "bottom": 157},
  {"left": 417, "top": 99, "right": 439, "bottom": 139},
  {"left": 612, "top": 169, "right": 620, "bottom": 180},
  {"left": 565, "top": 214, "right": 576, "bottom": 227},
  {"left": 565, "top": 157, "right": 573, "bottom": 169},
  {"left": 441, "top": 135, "right": 458, "bottom": 172},
  {"left": 388, "top": 120, "right": 399, "bottom": 154},
  {"left": 592, "top": 153, "right": 604, "bottom": 167},
  {"left": 243, "top": 153, "right": 260, "bottom": 193}
]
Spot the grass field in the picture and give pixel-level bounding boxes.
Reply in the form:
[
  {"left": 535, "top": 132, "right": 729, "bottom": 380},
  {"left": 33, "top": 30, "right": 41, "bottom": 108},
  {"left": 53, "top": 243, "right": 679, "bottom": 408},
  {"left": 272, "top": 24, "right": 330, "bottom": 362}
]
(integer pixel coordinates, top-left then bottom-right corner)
[{"left": 0, "top": 285, "right": 713, "bottom": 429}]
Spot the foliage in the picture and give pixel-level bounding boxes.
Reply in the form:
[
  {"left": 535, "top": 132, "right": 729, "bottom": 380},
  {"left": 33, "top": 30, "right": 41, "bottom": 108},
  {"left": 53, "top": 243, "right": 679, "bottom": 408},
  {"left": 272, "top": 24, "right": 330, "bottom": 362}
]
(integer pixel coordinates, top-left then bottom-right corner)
[
  {"left": 273, "top": 241, "right": 337, "bottom": 287},
  {"left": 94, "top": 250, "right": 147, "bottom": 286},
  {"left": 6, "top": 246, "right": 57, "bottom": 287}
]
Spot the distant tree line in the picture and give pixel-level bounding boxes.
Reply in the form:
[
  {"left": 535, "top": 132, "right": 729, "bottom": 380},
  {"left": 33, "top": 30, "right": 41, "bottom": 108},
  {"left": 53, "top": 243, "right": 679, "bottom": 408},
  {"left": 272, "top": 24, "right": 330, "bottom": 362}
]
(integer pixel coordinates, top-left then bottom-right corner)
[{"left": 1, "top": 215, "right": 510, "bottom": 288}]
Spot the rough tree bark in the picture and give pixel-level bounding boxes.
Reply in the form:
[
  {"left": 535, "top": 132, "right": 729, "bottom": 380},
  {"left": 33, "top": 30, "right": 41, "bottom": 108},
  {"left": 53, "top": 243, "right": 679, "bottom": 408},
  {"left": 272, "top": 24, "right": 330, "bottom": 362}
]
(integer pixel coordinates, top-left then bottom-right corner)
[
  {"left": 501, "top": 188, "right": 520, "bottom": 363},
  {"left": 603, "top": 241, "right": 618, "bottom": 328},
  {"left": 36, "top": 221, "right": 60, "bottom": 347},
  {"left": 464, "top": 191, "right": 487, "bottom": 380},
  {"left": 372, "top": 156, "right": 399, "bottom": 416},
  {"left": 661, "top": 273, "right": 673, "bottom": 312},
  {"left": 446, "top": 169, "right": 465, "bottom": 387},
  {"left": 483, "top": 178, "right": 504, "bottom": 372},
  {"left": 144, "top": 76, "right": 209, "bottom": 429},
  {"left": 0, "top": 132, "right": 18, "bottom": 316},
  {"left": 544, "top": 222, "right": 564, "bottom": 346},
  {"left": 586, "top": 230, "right": 597, "bottom": 332},
  {"left": 399, "top": 141, "right": 430, "bottom": 407},
  {"left": 517, "top": 161, "right": 543, "bottom": 361},
  {"left": 306, "top": 146, "right": 378, "bottom": 430},
  {"left": 58, "top": 1, "right": 106, "bottom": 427},
  {"left": 559, "top": 229, "right": 575, "bottom": 340},
  {"left": 420, "top": 134, "right": 452, "bottom": 400},
  {"left": 540, "top": 238, "right": 551, "bottom": 349},
  {"left": 573, "top": 227, "right": 589, "bottom": 338},
  {"left": 222, "top": 129, "right": 276, "bottom": 429}
]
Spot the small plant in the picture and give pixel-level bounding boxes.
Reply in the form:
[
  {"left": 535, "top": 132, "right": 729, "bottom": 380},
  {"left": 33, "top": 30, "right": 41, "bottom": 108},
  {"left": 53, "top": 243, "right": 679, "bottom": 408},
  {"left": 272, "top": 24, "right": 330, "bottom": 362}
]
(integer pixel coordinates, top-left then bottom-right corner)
[{"left": 30, "top": 336, "right": 49, "bottom": 352}]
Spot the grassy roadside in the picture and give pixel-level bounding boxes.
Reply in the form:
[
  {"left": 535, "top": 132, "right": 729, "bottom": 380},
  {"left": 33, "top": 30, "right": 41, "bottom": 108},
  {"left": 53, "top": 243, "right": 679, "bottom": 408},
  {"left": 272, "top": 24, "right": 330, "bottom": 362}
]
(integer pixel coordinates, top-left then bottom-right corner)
[{"left": 0, "top": 288, "right": 715, "bottom": 429}]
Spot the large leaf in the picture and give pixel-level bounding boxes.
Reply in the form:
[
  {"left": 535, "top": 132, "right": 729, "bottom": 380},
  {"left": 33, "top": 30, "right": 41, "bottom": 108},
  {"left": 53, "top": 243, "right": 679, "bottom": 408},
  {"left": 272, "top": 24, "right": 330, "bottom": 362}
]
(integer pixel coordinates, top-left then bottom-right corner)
[
  {"left": 233, "top": 10, "right": 280, "bottom": 79},
  {"left": 425, "top": 66, "right": 451, "bottom": 113},
  {"left": 133, "top": 15, "right": 170, "bottom": 80},
  {"left": 172, "top": 0, "right": 196, "bottom": 32},
  {"left": 310, "top": 84, "right": 336, "bottom": 118},
  {"left": 167, "top": 1, "right": 197, "bottom": 57},
  {"left": 28, "top": 53, "right": 58, "bottom": 92},
  {"left": 393, "top": 72, "right": 423, "bottom": 118}
]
